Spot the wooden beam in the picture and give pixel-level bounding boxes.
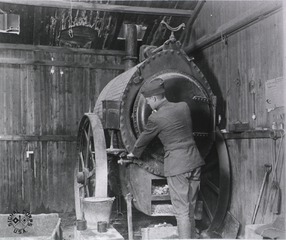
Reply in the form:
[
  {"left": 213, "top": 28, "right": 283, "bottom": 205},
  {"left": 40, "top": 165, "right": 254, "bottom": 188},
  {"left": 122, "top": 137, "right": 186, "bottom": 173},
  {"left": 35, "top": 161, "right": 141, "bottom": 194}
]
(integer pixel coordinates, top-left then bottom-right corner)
[
  {"left": 184, "top": 1, "right": 282, "bottom": 53},
  {"left": 0, "top": 135, "right": 77, "bottom": 141},
  {"left": 0, "top": 0, "right": 194, "bottom": 17},
  {"left": 0, "top": 43, "right": 126, "bottom": 56},
  {"left": 222, "top": 130, "right": 284, "bottom": 140},
  {"left": 0, "top": 58, "right": 125, "bottom": 70}
]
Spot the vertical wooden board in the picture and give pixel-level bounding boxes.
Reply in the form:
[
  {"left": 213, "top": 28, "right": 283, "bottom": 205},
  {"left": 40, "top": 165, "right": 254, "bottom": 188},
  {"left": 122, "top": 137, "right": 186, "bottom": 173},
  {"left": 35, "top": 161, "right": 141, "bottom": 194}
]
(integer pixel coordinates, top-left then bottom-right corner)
[
  {"left": 226, "top": 34, "right": 239, "bottom": 126},
  {"left": 28, "top": 141, "right": 36, "bottom": 213},
  {"left": 51, "top": 141, "right": 57, "bottom": 211},
  {"left": 65, "top": 68, "right": 73, "bottom": 135},
  {"left": 70, "top": 67, "right": 77, "bottom": 134},
  {"left": 12, "top": 142, "right": 18, "bottom": 209},
  {"left": 34, "top": 66, "right": 42, "bottom": 135},
  {"left": 61, "top": 141, "right": 75, "bottom": 212},
  {"left": 51, "top": 141, "right": 58, "bottom": 211},
  {"left": 68, "top": 142, "right": 78, "bottom": 212},
  {"left": 46, "top": 141, "right": 53, "bottom": 211},
  {"left": 47, "top": 66, "right": 53, "bottom": 135},
  {"left": 4, "top": 65, "right": 11, "bottom": 135},
  {"left": 20, "top": 61, "right": 27, "bottom": 135},
  {"left": 41, "top": 141, "right": 48, "bottom": 210},
  {"left": 53, "top": 141, "right": 60, "bottom": 212},
  {"left": 27, "top": 65, "right": 35, "bottom": 135},
  {"left": 55, "top": 66, "right": 60, "bottom": 134},
  {"left": 11, "top": 64, "right": 20, "bottom": 135},
  {"left": 45, "top": 66, "right": 52, "bottom": 134},
  {"left": 0, "top": 65, "right": 4, "bottom": 134},
  {"left": 7, "top": 141, "right": 14, "bottom": 212},
  {"left": 69, "top": 67, "right": 76, "bottom": 136},
  {"left": 39, "top": 66, "right": 46, "bottom": 134},
  {"left": 0, "top": 143, "right": 3, "bottom": 211},
  {"left": 22, "top": 141, "right": 31, "bottom": 211},
  {"left": 89, "top": 68, "right": 97, "bottom": 111},
  {"left": 59, "top": 66, "right": 66, "bottom": 134},
  {"left": 77, "top": 68, "right": 85, "bottom": 126},
  {"left": 80, "top": 67, "right": 86, "bottom": 115},
  {"left": 85, "top": 67, "right": 91, "bottom": 112},
  {"left": 35, "top": 141, "right": 42, "bottom": 211},
  {"left": 0, "top": 142, "right": 6, "bottom": 212},
  {"left": 16, "top": 142, "right": 24, "bottom": 210},
  {"left": 51, "top": 67, "right": 58, "bottom": 135},
  {"left": 5, "top": 141, "right": 10, "bottom": 212},
  {"left": 71, "top": 66, "right": 77, "bottom": 134}
]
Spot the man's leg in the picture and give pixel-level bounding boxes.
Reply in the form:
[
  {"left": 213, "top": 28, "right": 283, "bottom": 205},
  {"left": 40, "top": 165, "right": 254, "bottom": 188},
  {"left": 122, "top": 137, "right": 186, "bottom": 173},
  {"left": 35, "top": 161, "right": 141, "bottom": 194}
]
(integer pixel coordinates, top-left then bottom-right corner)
[
  {"left": 167, "top": 173, "right": 191, "bottom": 239},
  {"left": 188, "top": 168, "right": 201, "bottom": 238}
]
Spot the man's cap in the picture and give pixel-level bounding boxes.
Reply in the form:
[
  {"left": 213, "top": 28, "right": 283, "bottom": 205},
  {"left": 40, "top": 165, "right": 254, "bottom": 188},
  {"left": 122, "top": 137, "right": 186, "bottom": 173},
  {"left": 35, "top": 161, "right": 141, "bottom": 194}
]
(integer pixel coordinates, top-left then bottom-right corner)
[{"left": 141, "top": 78, "right": 165, "bottom": 98}]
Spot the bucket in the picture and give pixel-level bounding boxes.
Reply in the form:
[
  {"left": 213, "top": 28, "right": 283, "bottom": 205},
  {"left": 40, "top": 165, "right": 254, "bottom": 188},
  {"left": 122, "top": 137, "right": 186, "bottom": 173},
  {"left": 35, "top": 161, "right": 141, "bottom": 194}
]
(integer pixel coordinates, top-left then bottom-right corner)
[{"left": 82, "top": 197, "right": 115, "bottom": 229}]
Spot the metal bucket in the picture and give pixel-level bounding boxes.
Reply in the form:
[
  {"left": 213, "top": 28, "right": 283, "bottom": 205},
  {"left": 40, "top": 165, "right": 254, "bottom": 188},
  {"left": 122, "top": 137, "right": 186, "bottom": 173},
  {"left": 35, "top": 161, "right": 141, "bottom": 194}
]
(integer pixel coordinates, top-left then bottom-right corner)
[{"left": 82, "top": 197, "right": 115, "bottom": 229}]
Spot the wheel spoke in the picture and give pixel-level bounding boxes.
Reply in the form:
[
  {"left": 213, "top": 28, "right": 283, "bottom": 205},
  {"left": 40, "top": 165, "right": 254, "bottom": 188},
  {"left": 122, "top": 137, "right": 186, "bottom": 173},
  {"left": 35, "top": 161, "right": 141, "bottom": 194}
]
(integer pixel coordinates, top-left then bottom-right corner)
[
  {"left": 199, "top": 191, "right": 213, "bottom": 221},
  {"left": 88, "top": 141, "right": 96, "bottom": 169},
  {"left": 79, "top": 152, "right": 85, "bottom": 170},
  {"left": 77, "top": 183, "right": 84, "bottom": 189},
  {"left": 85, "top": 185, "right": 90, "bottom": 197},
  {"left": 205, "top": 177, "right": 219, "bottom": 195},
  {"left": 87, "top": 169, "right": 95, "bottom": 179},
  {"left": 84, "top": 124, "right": 91, "bottom": 166}
]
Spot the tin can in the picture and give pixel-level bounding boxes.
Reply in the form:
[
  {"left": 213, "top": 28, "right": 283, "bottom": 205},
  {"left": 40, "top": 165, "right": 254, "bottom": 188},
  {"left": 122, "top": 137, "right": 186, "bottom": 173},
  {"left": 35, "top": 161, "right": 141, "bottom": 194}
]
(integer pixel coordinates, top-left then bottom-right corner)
[
  {"left": 76, "top": 219, "right": 87, "bottom": 231},
  {"left": 97, "top": 221, "right": 108, "bottom": 233}
]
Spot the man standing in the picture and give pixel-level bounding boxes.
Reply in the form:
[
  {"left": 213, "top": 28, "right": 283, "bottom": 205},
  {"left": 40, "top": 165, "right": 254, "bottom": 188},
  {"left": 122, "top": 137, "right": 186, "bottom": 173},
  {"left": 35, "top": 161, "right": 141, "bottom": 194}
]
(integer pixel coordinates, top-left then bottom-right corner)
[{"left": 127, "top": 78, "right": 205, "bottom": 239}]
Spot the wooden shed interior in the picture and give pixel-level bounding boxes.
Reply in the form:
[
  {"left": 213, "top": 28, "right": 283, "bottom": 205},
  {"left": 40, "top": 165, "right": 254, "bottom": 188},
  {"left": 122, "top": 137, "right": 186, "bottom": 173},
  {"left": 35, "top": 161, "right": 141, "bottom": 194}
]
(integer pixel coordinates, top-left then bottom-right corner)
[{"left": 0, "top": 0, "right": 285, "bottom": 239}]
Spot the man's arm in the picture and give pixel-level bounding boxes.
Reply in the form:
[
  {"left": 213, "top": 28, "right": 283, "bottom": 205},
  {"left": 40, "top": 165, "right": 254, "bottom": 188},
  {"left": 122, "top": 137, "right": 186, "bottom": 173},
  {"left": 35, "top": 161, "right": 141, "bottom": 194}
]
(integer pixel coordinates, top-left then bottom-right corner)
[{"left": 132, "top": 116, "right": 160, "bottom": 158}]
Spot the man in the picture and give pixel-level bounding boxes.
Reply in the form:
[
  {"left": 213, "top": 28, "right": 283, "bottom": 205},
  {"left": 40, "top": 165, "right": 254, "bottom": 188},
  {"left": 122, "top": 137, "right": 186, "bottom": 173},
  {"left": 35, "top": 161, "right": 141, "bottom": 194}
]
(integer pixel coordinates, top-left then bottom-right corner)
[{"left": 127, "top": 78, "right": 205, "bottom": 239}]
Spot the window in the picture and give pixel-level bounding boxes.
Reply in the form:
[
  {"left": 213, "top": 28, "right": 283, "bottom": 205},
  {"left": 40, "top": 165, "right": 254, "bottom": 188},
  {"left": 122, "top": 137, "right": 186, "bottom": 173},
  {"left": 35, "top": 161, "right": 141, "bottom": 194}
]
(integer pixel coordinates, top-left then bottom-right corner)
[{"left": 0, "top": 10, "right": 20, "bottom": 34}]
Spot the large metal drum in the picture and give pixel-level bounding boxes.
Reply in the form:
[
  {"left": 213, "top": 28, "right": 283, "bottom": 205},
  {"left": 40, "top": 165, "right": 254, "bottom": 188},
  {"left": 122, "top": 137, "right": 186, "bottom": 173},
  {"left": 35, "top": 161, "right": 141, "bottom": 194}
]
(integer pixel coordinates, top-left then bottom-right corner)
[{"left": 75, "top": 40, "right": 230, "bottom": 234}]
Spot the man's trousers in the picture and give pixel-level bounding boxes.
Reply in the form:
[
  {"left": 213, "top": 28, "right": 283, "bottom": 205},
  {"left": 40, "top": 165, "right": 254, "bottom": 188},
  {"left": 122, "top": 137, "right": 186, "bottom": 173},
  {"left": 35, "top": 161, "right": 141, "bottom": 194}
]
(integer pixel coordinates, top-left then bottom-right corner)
[{"left": 167, "top": 167, "right": 201, "bottom": 239}]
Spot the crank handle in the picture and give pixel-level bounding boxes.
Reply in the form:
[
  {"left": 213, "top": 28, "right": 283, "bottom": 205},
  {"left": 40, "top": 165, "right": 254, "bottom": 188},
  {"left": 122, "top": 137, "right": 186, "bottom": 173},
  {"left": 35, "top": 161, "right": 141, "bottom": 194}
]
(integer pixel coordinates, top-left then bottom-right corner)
[{"left": 118, "top": 158, "right": 133, "bottom": 165}]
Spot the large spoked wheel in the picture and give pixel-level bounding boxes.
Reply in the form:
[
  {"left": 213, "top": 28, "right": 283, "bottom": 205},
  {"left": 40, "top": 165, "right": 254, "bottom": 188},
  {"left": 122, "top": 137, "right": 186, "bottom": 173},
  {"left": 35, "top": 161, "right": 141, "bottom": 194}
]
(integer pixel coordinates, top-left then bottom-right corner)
[
  {"left": 199, "top": 129, "right": 231, "bottom": 236},
  {"left": 74, "top": 113, "right": 108, "bottom": 219}
]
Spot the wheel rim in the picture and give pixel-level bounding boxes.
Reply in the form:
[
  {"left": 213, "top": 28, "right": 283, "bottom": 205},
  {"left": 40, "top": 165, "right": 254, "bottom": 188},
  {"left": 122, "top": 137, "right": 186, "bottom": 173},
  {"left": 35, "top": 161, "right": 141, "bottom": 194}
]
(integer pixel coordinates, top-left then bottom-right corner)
[
  {"left": 199, "top": 128, "right": 231, "bottom": 235},
  {"left": 74, "top": 113, "right": 108, "bottom": 219}
]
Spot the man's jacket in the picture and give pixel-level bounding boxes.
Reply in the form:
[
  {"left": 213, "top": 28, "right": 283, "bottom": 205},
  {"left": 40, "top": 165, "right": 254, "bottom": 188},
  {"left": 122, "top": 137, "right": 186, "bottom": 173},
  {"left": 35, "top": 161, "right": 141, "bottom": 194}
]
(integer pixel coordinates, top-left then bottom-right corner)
[{"left": 132, "top": 99, "right": 205, "bottom": 176}]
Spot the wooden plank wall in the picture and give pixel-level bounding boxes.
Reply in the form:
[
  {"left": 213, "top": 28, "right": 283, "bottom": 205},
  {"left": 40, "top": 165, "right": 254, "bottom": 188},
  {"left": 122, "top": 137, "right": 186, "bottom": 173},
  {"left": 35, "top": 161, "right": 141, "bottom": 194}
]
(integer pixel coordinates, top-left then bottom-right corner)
[
  {"left": 188, "top": 1, "right": 285, "bottom": 236},
  {"left": 0, "top": 44, "right": 124, "bottom": 213}
]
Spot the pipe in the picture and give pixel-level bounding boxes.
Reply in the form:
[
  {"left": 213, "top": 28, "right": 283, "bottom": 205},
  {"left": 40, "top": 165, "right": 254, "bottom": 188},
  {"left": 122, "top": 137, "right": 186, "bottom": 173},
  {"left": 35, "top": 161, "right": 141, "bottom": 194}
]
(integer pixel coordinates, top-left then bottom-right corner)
[
  {"left": 124, "top": 24, "right": 137, "bottom": 70},
  {"left": 184, "top": 1, "right": 282, "bottom": 54}
]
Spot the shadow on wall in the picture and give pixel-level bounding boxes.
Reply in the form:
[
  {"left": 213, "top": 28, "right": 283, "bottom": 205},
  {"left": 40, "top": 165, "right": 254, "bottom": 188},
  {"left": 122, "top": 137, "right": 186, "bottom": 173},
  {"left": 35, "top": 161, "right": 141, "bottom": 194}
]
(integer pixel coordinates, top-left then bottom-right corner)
[{"left": 192, "top": 50, "right": 227, "bottom": 130}]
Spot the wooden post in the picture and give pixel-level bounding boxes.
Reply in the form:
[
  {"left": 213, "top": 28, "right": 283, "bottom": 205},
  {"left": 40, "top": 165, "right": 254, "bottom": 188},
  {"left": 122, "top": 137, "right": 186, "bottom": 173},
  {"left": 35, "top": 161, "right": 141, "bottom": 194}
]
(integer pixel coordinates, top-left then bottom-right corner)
[
  {"left": 125, "top": 193, "right": 134, "bottom": 240},
  {"left": 124, "top": 24, "right": 137, "bottom": 70},
  {"left": 284, "top": 1, "right": 286, "bottom": 110}
]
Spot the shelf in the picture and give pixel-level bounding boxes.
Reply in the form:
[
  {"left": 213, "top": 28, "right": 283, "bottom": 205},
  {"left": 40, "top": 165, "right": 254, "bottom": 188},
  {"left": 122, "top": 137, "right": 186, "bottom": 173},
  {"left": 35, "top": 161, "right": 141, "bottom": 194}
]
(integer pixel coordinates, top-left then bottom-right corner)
[
  {"left": 222, "top": 129, "right": 284, "bottom": 140},
  {"left": 151, "top": 194, "right": 171, "bottom": 201}
]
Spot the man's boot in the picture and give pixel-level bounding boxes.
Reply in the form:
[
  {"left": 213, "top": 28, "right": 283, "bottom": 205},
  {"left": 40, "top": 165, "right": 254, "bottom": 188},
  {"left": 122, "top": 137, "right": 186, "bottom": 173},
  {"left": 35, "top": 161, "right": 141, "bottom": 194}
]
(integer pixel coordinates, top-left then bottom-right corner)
[{"left": 177, "top": 218, "right": 192, "bottom": 239}]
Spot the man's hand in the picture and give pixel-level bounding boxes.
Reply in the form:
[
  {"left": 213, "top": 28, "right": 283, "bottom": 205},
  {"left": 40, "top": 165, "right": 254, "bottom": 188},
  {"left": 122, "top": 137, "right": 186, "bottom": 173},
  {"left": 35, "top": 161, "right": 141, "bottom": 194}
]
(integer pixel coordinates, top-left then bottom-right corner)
[{"left": 127, "top": 153, "right": 135, "bottom": 159}]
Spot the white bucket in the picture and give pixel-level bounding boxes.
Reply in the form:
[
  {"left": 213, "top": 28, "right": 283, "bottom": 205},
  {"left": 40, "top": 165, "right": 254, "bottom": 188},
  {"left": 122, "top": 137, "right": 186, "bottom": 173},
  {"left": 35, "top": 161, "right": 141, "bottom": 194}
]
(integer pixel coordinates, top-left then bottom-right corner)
[{"left": 82, "top": 197, "right": 115, "bottom": 229}]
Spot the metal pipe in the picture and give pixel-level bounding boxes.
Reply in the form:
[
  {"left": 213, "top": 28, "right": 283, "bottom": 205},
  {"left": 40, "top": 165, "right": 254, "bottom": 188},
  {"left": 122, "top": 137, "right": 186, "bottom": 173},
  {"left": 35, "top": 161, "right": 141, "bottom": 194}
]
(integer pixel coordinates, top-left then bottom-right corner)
[
  {"left": 124, "top": 24, "right": 137, "bottom": 70},
  {"left": 126, "top": 193, "right": 134, "bottom": 240}
]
